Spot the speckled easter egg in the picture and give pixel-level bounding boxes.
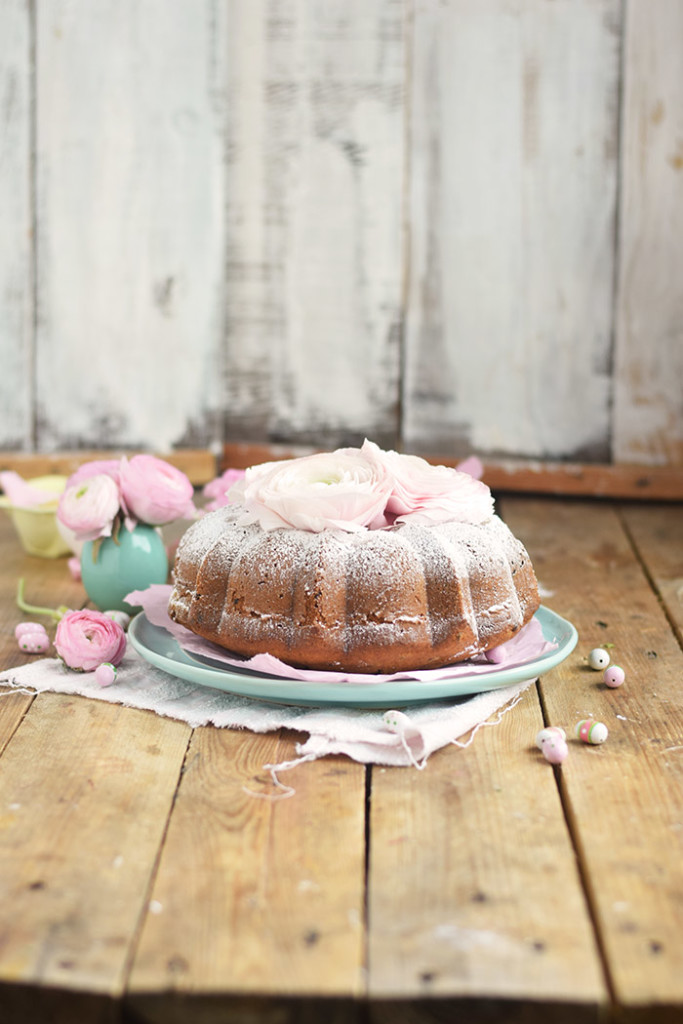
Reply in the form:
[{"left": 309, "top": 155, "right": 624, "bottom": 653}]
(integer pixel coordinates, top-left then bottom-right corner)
[
  {"left": 603, "top": 666, "right": 625, "bottom": 688},
  {"left": 542, "top": 738, "right": 569, "bottom": 765},
  {"left": 536, "top": 726, "right": 567, "bottom": 750},
  {"left": 588, "top": 648, "right": 610, "bottom": 670},
  {"left": 576, "top": 720, "right": 608, "bottom": 744}
]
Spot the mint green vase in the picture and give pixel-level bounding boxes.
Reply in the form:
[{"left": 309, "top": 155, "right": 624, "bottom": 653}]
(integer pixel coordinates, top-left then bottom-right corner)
[{"left": 80, "top": 524, "right": 169, "bottom": 613}]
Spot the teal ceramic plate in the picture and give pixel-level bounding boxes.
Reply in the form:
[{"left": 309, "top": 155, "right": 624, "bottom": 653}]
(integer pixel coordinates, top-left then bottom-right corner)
[{"left": 128, "top": 606, "right": 578, "bottom": 708}]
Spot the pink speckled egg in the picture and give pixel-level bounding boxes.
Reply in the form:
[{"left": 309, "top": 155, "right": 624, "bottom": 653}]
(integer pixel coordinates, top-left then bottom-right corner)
[
  {"left": 576, "top": 720, "right": 608, "bottom": 745},
  {"left": 383, "top": 709, "right": 420, "bottom": 739},
  {"left": 18, "top": 631, "right": 50, "bottom": 654},
  {"left": 604, "top": 665, "right": 625, "bottom": 688},
  {"left": 536, "top": 726, "right": 567, "bottom": 749},
  {"left": 15, "top": 621, "right": 47, "bottom": 640},
  {"left": 94, "top": 662, "right": 117, "bottom": 687},
  {"left": 542, "top": 738, "right": 568, "bottom": 765}
]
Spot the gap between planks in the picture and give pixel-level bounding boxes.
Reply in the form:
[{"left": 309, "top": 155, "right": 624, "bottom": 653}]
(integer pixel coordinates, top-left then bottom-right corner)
[
  {"left": 118, "top": 722, "right": 196, "bottom": 1004},
  {"left": 365, "top": 681, "right": 606, "bottom": 1012},
  {"left": 617, "top": 504, "right": 683, "bottom": 654},
  {"left": 501, "top": 496, "right": 683, "bottom": 1016},
  {"left": 535, "top": 679, "right": 618, "bottom": 1013},
  {"left": 126, "top": 727, "right": 367, "bottom": 1006}
]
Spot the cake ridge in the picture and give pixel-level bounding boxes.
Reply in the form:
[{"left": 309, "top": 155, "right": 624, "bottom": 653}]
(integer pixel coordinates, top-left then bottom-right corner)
[{"left": 168, "top": 504, "right": 541, "bottom": 674}]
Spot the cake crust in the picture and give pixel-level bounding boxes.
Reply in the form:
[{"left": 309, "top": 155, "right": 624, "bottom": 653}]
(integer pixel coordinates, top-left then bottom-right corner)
[{"left": 168, "top": 505, "right": 541, "bottom": 674}]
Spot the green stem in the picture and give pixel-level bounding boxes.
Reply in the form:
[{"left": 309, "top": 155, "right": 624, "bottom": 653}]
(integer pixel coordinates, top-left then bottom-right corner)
[{"left": 16, "top": 578, "right": 68, "bottom": 623}]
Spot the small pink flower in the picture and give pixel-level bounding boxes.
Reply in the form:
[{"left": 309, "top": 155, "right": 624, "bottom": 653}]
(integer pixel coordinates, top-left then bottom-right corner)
[
  {"left": 203, "top": 468, "right": 246, "bottom": 511},
  {"left": 57, "top": 473, "right": 121, "bottom": 542},
  {"left": 54, "top": 609, "right": 126, "bottom": 671},
  {"left": 119, "top": 455, "right": 195, "bottom": 527}
]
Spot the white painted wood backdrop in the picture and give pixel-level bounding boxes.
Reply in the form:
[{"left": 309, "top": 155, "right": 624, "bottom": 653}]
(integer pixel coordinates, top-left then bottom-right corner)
[{"left": 0, "top": 0, "right": 681, "bottom": 465}]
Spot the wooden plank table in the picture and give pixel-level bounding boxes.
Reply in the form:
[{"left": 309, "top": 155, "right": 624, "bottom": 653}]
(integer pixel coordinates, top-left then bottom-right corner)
[{"left": 0, "top": 495, "right": 682, "bottom": 1023}]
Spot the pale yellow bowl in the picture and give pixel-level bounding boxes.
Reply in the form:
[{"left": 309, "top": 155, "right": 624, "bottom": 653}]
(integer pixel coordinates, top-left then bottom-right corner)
[{"left": 0, "top": 475, "right": 72, "bottom": 558}]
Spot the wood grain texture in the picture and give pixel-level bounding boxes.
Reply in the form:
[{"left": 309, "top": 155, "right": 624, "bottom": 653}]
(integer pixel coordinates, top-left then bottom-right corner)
[
  {"left": 0, "top": 447, "right": 217, "bottom": 485},
  {"left": 216, "top": 442, "right": 683, "bottom": 501},
  {"left": 6, "top": 442, "right": 683, "bottom": 501},
  {"left": 621, "top": 503, "right": 683, "bottom": 648},
  {"left": 33, "top": 0, "right": 228, "bottom": 453},
  {"left": 404, "top": 0, "right": 620, "bottom": 461},
  {"left": 0, "top": 0, "right": 32, "bottom": 449},
  {"left": 0, "top": 510, "right": 84, "bottom": 754},
  {"left": 220, "top": 0, "right": 405, "bottom": 448},
  {"left": 481, "top": 459, "right": 683, "bottom": 501},
  {"left": 614, "top": 1, "right": 683, "bottom": 467},
  {"left": 367, "top": 686, "right": 605, "bottom": 1010},
  {"left": 1, "top": 3, "right": 683, "bottom": 469},
  {"left": 129, "top": 727, "right": 366, "bottom": 1002},
  {"left": 0, "top": 693, "right": 190, "bottom": 995},
  {"left": 501, "top": 497, "right": 683, "bottom": 1016},
  {"left": 1, "top": 494, "right": 683, "bottom": 1019}
]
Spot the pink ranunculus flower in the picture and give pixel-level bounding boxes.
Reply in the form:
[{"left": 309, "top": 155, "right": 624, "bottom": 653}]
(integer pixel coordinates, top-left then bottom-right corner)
[
  {"left": 66, "top": 459, "right": 122, "bottom": 490},
  {"left": 54, "top": 609, "right": 127, "bottom": 671},
  {"left": 119, "top": 455, "right": 195, "bottom": 527},
  {"left": 57, "top": 473, "right": 121, "bottom": 542},
  {"left": 234, "top": 448, "right": 394, "bottom": 533},
  {"left": 203, "top": 468, "right": 246, "bottom": 512},
  {"left": 363, "top": 440, "right": 494, "bottom": 525}
]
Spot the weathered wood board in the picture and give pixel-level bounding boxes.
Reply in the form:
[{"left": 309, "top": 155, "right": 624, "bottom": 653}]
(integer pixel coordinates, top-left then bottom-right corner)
[
  {"left": 1, "top": 493, "right": 683, "bottom": 1020},
  {"left": 614, "top": 1, "right": 683, "bottom": 467},
  {"left": 217, "top": 441, "right": 683, "bottom": 500},
  {"left": 0, "top": 0, "right": 32, "bottom": 449},
  {"left": 33, "top": 0, "right": 228, "bottom": 453},
  {"left": 502, "top": 497, "right": 683, "bottom": 1015},
  {"left": 129, "top": 728, "right": 366, "bottom": 1005},
  {"left": 0, "top": 446, "right": 216, "bottom": 485},
  {"left": 0, "top": 694, "right": 191, "bottom": 994},
  {"left": 403, "top": 0, "right": 621, "bottom": 461},
  {"left": 220, "top": 0, "right": 405, "bottom": 448},
  {"left": 0, "top": 510, "right": 84, "bottom": 753},
  {"left": 620, "top": 503, "right": 683, "bottom": 647},
  {"left": 367, "top": 684, "right": 605, "bottom": 1013},
  {"left": 0, "top": 518, "right": 193, "bottom": 1003},
  {"left": 1, "top": 1, "right": 682, "bottom": 469}
]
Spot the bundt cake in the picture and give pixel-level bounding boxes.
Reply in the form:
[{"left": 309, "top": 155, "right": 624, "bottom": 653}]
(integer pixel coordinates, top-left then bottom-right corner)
[{"left": 167, "top": 442, "right": 540, "bottom": 674}]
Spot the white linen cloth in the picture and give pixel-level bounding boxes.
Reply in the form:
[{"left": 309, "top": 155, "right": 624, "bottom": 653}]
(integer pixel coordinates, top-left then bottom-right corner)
[
  {"left": 0, "top": 650, "right": 535, "bottom": 772},
  {"left": 0, "top": 585, "right": 552, "bottom": 773}
]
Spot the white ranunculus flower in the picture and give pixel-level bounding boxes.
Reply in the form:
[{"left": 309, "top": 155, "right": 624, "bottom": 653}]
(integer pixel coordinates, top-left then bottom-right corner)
[
  {"left": 232, "top": 448, "right": 394, "bottom": 532},
  {"left": 362, "top": 440, "right": 494, "bottom": 525}
]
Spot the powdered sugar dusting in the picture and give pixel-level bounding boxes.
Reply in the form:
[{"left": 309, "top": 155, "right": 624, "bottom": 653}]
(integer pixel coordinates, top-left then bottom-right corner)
[{"left": 168, "top": 505, "right": 539, "bottom": 673}]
